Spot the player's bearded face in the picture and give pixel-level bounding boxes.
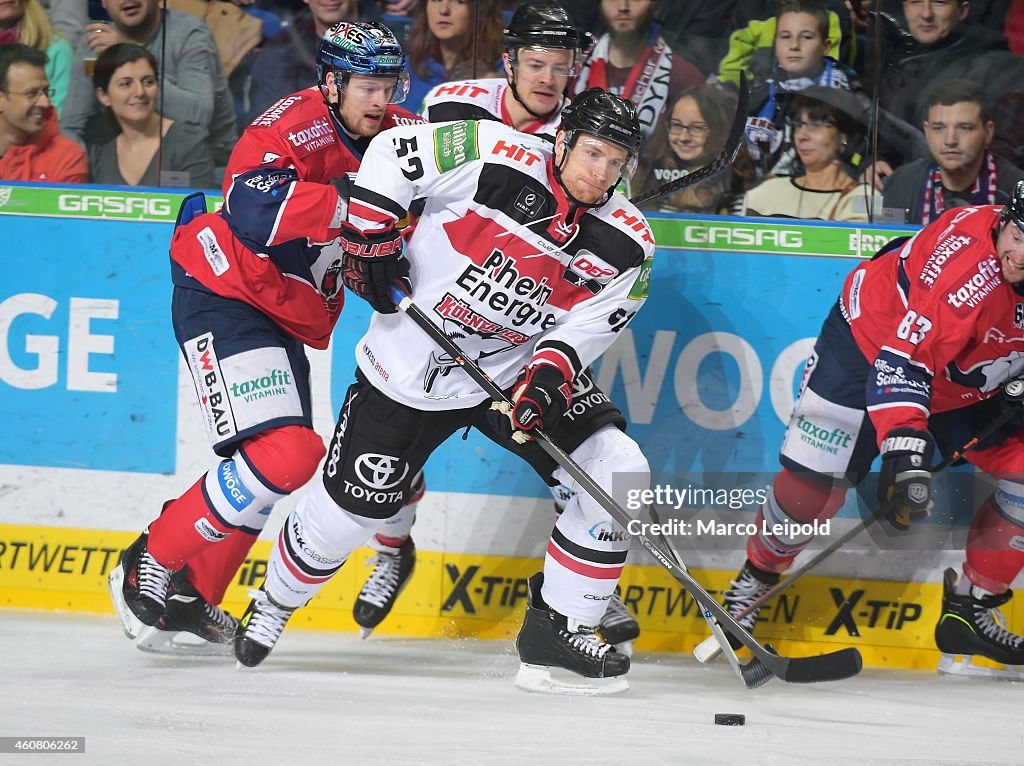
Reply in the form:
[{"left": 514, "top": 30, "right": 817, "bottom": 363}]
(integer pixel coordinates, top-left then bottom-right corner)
[
  {"left": 556, "top": 131, "right": 630, "bottom": 204},
  {"left": 329, "top": 73, "right": 397, "bottom": 137},
  {"left": 996, "top": 221, "right": 1024, "bottom": 284}
]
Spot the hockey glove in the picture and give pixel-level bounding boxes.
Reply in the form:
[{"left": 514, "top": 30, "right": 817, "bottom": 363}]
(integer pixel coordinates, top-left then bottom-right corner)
[
  {"left": 339, "top": 224, "right": 412, "bottom": 314},
  {"left": 877, "top": 428, "right": 936, "bottom": 531}
]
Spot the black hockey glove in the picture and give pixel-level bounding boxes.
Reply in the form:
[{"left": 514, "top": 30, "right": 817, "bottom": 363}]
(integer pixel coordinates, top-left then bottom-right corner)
[
  {"left": 488, "top": 364, "right": 574, "bottom": 443},
  {"left": 877, "top": 428, "right": 936, "bottom": 531},
  {"left": 339, "top": 224, "right": 412, "bottom": 314}
]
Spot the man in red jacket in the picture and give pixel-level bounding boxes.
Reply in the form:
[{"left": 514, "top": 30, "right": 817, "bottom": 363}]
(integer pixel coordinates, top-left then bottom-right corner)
[
  {"left": 0, "top": 45, "right": 86, "bottom": 183},
  {"left": 106, "top": 21, "right": 423, "bottom": 656}
]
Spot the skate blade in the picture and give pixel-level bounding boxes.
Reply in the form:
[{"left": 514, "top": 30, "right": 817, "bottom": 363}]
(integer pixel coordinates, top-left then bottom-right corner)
[
  {"left": 136, "top": 626, "right": 233, "bottom": 657},
  {"left": 937, "top": 653, "right": 1024, "bottom": 681},
  {"left": 359, "top": 627, "right": 375, "bottom": 640},
  {"left": 514, "top": 663, "right": 629, "bottom": 697},
  {"left": 107, "top": 565, "right": 145, "bottom": 640}
]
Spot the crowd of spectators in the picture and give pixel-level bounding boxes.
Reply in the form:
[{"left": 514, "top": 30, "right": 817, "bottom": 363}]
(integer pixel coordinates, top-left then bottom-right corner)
[{"left": 4, "top": 0, "right": 1024, "bottom": 228}]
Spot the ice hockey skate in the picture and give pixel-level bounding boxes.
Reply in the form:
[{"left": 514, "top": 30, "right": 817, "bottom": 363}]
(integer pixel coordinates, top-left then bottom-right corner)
[
  {"left": 234, "top": 588, "right": 295, "bottom": 668},
  {"left": 107, "top": 533, "right": 172, "bottom": 639},
  {"left": 136, "top": 570, "right": 239, "bottom": 657},
  {"left": 514, "top": 572, "right": 629, "bottom": 696},
  {"left": 353, "top": 538, "right": 416, "bottom": 638},
  {"left": 719, "top": 559, "right": 780, "bottom": 650},
  {"left": 935, "top": 568, "right": 1024, "bottom": 680},
  {"left": 598, "top": 590, "right": 640, "bottom": 656}
]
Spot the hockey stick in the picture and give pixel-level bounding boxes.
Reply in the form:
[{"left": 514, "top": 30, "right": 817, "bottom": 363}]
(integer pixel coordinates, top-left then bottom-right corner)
[
  {"left": 391, "top": 287, "right": 862, "bottom": 684},
  {"left": 628, "top": 73, "right": 749, "bottom": 207},
  {"left": 694, "top": 390, "right": 1024, "bottom": 664},
  {"left": 647, "top": 504, "right": 773, "bottom": 689}
]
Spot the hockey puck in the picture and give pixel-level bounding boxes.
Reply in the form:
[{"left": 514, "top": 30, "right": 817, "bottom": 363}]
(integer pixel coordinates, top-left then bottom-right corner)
[{"left": 714, "top": 713, "right": 745, "bottom": 726}]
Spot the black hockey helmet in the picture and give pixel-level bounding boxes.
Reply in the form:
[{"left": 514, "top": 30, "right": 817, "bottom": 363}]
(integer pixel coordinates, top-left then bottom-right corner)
[
  {"left": 504, "top": 4, "right": 583, "bottom": 54},
  {"left": 559, "top": 87, "right": 643, "bottom": 161},
  {"left": 1000, "top": 179, "right": 1024, "bottom": 232}
]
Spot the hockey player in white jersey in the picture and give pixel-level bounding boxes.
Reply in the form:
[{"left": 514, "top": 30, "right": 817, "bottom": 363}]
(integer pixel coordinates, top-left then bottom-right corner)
[
  {"left": 421, "top": 3, "right": 579, "bottom": 139},
  {"left": 234, "top": 88, "right": 655, "bottom": 695},
  {"left": 351, "top": 2, "right": 642, "bottom": 654}
]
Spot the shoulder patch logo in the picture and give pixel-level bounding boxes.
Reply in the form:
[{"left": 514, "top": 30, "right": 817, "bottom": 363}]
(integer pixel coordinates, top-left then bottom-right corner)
[
  {"left": 628, "top": 255, "right": 653, "bottom": 301},
  {"left": 434, "top": 120, "right": 480, "bottom": 173}
]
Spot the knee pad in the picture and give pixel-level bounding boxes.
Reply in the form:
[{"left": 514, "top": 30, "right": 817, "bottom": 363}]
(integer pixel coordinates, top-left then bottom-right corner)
[
  {"left": 552, "top": 425, "right": 650, "bottom": 528},
  {"left": 965, "top": 490, "right": 1024, "bottom": 592},
  {"left": 202, "top": 425, "right": 324, "bottom": 530},
  {"left": 748, "top": 468, "right": 847, "bottom": 573},
  {"left": 242, "top": 425, "right": 325, "bottom": 492}
]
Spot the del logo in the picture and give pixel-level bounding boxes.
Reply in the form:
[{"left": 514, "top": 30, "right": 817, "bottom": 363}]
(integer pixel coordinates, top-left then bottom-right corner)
[
  {"left": 570, "top": 251, "right": 617, "bottom": 283},
  {"left": 588, "top": 521, "right": 629, "bottom": 542},
  {"left": 1016, "top": 303, "right": 1024, "bottom": 330}
]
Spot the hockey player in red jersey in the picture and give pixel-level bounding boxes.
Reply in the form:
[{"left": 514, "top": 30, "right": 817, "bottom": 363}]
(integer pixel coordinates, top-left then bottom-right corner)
[
  {"left": 351, "top": 3, "right": 642, "bottom": 654},
  {"left": 107, "top": 21, "right": 425, "bottom": 655},
  {"left": 720, "top": 186, "right": 1024, "bottom": 676},
  {"left": 234, "top": 89, "right": 654, "bottom": 696}
]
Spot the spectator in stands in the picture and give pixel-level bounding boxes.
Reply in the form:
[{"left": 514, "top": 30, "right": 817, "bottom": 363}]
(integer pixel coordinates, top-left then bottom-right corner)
[
  {"left": 715, "top": 0, "right": 848, "bottom": 89},
  {"left": 61, "top": 0, "right": 237, "bottom": 166},
  {"left": 0, "top": 0, "right": 72, "bottom": 115},
  {"left": 88, "top": 43, "right": 215, "bottom": 188},
  {"left": 863, "top": 0, "right": 1024, "bottom": 187},
  {"left": 633, "top": 84, "right": 735, "bottom": 213},
  {"left": 244, "top": 0, "right": 363, "bottom": 124},
  {"left": 741, "top": 0, "right": 859, "bottom": 179},
  {"left": 882, "top": 79, "right": 1024, "bottom": 224},
  {"left": 740, "top": 91, "right": 872, "bottom": 221},
  {"left": 405, "top": 0, "right": 504, "bottom": 112},
  {"left": 0, "top": 44, "right": 86, "bottom": 181},
  {"left": 573, "top": 0, "right": 703, "bottom": 139},
  {"left": 38, "top": 0, "right": 85, "bottom": 49}
]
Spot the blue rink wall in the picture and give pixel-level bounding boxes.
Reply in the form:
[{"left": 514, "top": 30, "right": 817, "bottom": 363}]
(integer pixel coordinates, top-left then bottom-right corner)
[{"left": 0, "top": 184, "right": 915, "bottom": 490}]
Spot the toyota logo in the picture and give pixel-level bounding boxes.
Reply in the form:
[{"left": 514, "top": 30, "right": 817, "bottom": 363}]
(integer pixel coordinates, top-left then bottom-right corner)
[{"left": 355, "top": 453, "right": 409, "bottom": 490}]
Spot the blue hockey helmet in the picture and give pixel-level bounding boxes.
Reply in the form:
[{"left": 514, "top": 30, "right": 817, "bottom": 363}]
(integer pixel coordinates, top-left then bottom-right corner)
[{"left": 316, "top": 21, "right": 410, "bottom": 104}]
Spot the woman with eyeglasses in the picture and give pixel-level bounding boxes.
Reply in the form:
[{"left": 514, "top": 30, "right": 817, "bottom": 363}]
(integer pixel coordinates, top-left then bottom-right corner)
[
  {"left": 405, "top": 0, "right": 504, "bottom": 112},
  {"left": 88, "top": 44, "right": 215, "bottom": 189},
  {"left": 633, "top": 85, "right": 736, "bottom": 214},
  {"left": 740, "top": 92, "right": 873, "bottom": 222},
  {"left": 0, "top": 0, "right": 71, "bottom": 115}
]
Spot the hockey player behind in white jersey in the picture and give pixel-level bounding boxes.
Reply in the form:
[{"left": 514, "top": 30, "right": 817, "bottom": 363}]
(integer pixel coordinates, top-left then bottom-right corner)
[
  {"left": 234, "top": 88, "right": 656, "bottom": 696},
  {"left": 421, "top": 3, "right": 579, "bottom": 139},
  {"left": 352, "top": 2, "right": 642, "bottom": 654}
]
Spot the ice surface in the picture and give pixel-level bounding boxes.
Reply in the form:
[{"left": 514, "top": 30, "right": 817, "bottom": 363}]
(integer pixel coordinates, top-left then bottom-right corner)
[{"left": 2, "top": 610, "right": 1022, "bottom": 766}]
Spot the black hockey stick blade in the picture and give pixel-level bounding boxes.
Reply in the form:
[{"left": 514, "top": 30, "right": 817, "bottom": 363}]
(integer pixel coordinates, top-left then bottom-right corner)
[
  {"left": 649, "top": 504, "right": 774, "bottom": 690},
  {"left": 392, "top": 288, "right": 862, "bottom": 685},
  {"left": 628, "top": 72, "right": 749, "bottom": 207}
]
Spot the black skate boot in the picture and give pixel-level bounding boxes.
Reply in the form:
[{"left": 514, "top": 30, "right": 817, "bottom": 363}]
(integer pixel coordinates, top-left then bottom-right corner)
[
  {"left": 515, "top": 572, "right": 629, "bottom": 695},
  {"left": 598, "top": 590, "right": 641, "bottom": 654},
  {"left": 107, "top": 533, "right": 172, "bottom": 639},
  {"left": 721, "top": 560, "right": 780, "bottom": 650},
  {"left": 136, "top": 569, "right": 239, "bottom": 656},
  {"left": 353, "top": 538, "right": 416, "bottom": 638},
  {"left": 935, "top": 568, "right": 1024, "bottom": 679},
  {"left": 234, "top": 588, "right": 296, "bottom": 668}
]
